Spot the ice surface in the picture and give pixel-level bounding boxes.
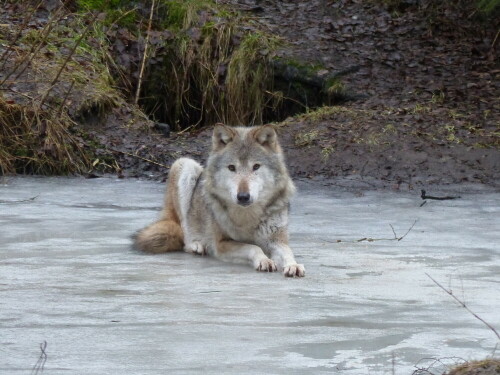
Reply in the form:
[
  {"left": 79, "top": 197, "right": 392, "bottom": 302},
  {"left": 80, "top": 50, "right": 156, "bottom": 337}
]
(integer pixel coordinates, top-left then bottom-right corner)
[{"left": 1, "top": 177, "right": 499, "bottom": 374}]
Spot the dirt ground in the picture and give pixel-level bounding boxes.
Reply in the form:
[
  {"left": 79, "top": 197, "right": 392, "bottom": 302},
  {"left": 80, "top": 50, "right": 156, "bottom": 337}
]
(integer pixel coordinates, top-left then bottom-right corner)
[
  {"left": 248, "top": 0, "right": 500, "bottom": 187},
  {"left": 100, "top": 0, "right": 499, "bottom": 188},
  {"left": 1, "top": 0, "right": 499, "bottom": 187}
]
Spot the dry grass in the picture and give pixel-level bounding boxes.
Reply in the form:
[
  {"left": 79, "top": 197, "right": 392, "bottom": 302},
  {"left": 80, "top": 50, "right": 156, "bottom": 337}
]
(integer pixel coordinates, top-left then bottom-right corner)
[
  {"left": 0, "top": 4, "right": 124, "bottom": 175},
  {"left": 143, "top": 0, "right": 281, "bottom": 129},
  {"left": 0, "top": 99, "right": 88, "bottom": 175},
  {"left": 445, "top": 358, "right": 500, "bottom": 375}
]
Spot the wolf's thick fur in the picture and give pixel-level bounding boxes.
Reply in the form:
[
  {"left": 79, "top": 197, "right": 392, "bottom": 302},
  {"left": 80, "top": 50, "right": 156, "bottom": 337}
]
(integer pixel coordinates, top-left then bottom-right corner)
[{"left": 134, "top": 124, "right": 305, "bottom": 277}]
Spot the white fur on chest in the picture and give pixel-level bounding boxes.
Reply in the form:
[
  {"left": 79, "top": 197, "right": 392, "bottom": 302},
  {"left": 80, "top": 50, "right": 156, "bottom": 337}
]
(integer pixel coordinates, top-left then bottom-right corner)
[{"left": 215, "top": 204, "right": 288, "bottom": 245}]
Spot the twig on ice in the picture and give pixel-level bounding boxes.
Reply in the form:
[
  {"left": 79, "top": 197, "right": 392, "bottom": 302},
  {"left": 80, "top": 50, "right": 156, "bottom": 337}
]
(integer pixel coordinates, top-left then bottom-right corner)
[
  {"left": 0, "top": 195, "right": 39, "bottom": 204},
  {"left": 31, "top": 341, "right": 47, "bottom": 375},
  {"left": 426, "top": 273, "right": 500, "bottom": 341},
  {"left": 421, "top": 190, "right": 460, "bottom": 201},
  {"left": 321, "top": 220, "right": 418, "bottom": 244}
]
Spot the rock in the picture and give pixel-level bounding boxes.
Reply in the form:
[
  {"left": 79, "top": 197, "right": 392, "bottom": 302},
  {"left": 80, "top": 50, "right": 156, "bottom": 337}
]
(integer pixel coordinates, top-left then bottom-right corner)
[{"left": 154, "top": 122, "right": 170, "bottom": 137}]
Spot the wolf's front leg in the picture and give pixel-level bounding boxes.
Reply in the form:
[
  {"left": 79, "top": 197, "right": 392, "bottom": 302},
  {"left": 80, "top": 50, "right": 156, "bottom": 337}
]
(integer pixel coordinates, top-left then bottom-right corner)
[
  {"left": 268, "top": 243, "right": 305, "bottom": 277},
  {"left": 216, "top": 240, "right": 277, "bottom": 272}
]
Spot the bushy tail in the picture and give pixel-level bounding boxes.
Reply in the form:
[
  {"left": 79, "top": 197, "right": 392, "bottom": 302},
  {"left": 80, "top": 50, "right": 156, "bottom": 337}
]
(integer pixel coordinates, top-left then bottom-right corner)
[{"left": 133, "top": 220, "right": 184, "bottom": 253}]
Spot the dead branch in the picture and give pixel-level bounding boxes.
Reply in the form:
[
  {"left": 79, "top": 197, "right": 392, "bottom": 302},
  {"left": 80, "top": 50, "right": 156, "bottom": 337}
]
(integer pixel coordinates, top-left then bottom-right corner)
[
  {"left": 412, "top": 356, "right": 466, "bottom": 375},
  {"left": 264, "top": 90, "right": 307, "bottom": 109},
  {"left": 321, "top": 220, "right": 417, "bottom": 244},
  {"left": 30, "top": 341, "right": 47, "bottom": 375},
  {"left": 135, "top": 0, "right": 156, "bottom": 105},
  {"left": 109, "top": 148, "right": 169, "bottom": 169},
  {"left": 0, "top": 0, "right": 45, "bottom": 71},
  {"left": 421, "top": 190, "right": 460, "bottom": 201},
  {"left": 491, "top": 28, "right": 500, "bottom": 50},
  {"left": 0, "top": 195, "right": 39, "bottom": 204},
  {"left": 38, "top": 11, "right": 101, "bottom": 109},
  {"left": 272, "top": 59, "right": 360, "bottom": 89},
  {"left": 0, "top": 87, "right": 36, "bottom": 102},
  {"left": 58, "top": 79, "right": 76, "bottom": 115},
  {"left": 426, "top": 273, "right": 500, "bottom": 341},
  {"left": 491, "top": 342, "right": 498, "bottom": 357},
  {"left": 1, "top": 1, "right": 69, "bottom": 86}
]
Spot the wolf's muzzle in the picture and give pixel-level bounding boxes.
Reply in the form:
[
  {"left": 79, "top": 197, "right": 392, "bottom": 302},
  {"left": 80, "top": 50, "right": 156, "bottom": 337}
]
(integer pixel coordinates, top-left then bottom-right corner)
[{"left": 237, "top": 192, "right": 251, "bottom": 206}]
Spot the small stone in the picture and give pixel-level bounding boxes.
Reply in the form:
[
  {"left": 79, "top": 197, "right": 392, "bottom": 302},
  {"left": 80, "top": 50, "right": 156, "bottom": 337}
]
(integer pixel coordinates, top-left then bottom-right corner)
[{"left": 154, "top": 123, "right": 170, "bottom": 137}]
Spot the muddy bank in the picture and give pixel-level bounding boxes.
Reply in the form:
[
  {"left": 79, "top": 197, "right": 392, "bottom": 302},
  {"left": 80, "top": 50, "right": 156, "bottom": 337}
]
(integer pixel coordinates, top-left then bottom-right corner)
[
  {"left": 102, "top": 0, "right": 499, "bottom": 187},
  {"left": 0, "top": 1, "right": 498, "bottom": 187},
  {"left": 74, "top": 0, "right": 500, "bottom": 187},
  {"left": 96, "top": 108, "right": 499, "bottom": 189}
]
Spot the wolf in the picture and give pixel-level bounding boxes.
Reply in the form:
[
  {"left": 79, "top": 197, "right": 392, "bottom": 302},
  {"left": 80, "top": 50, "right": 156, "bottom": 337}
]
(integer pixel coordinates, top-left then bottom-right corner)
[{"left": 134, "top": 124, "right": 305, "bottom": 277}]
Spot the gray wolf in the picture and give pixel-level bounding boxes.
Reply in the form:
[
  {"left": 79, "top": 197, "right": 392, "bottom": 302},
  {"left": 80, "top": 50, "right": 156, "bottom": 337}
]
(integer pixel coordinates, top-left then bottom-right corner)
[{"left": 134, "top": 124, "right": 305, "bottom": 277}]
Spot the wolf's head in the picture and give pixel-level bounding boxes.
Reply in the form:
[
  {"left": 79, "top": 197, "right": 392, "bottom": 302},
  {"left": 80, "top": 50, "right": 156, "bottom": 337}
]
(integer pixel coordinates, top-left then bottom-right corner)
[{"left": 205, "top": 124, "right": 295, "bottom": 208}]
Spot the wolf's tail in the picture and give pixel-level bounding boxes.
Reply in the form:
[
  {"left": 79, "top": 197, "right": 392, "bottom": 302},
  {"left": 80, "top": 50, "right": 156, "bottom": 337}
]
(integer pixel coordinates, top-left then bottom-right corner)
[{"left": 133, "top": 219, "right": 184, "bottom": 253}]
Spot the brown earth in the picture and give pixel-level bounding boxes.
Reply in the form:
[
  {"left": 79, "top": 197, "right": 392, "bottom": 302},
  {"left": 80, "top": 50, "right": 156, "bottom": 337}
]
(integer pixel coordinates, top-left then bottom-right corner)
[
  {"left": 100, "top": 0, "right": 499, "bottom": 188},
  {"left": 1, "top": 0, "right": 499, "bottom": 187},
  {"left": 246, "top": 0, "right": 500, "bottom": 187}
]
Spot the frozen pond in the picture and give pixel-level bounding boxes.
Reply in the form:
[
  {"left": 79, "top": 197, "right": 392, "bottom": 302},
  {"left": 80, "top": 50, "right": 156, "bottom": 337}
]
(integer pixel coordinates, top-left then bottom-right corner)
[{"left": 1, "top": 177, "right": 499, "bottom": 374}]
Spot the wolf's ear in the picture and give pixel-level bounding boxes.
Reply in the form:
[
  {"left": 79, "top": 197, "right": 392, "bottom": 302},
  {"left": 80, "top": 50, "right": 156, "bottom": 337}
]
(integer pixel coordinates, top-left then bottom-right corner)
[
  {"left": 252, "top": 125, "right": 278, "bottom": 152},
  {"left": 212, "top": 123, "right": 235, "bottom": 151}
]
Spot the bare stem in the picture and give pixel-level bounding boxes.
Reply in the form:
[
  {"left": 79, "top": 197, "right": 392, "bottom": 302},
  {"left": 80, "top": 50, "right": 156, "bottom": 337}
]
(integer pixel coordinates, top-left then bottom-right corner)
[
  {"left": 1, "top": 2, "right": 67, "bottom": 86},
  {"left": 38, "top": 11, "right": 100, "bottom": 109},
  {"left": 110, "top": 148, "right": 169, "bottom": 169},
  {"left": 0, "top": 0, "right": 44, "bottom": 71},
  {"left": 426, "top": 273, "right": 500, "bottom": 341},
  {"left": 135, "top": 0, "right": 156, "bottom": 105},
  {"left": 30, "top": 341, "right": 47, "bottom": 375},
  {"left": 491, "top": 28, "right": 500, "bottom": 50},
  {"left": 58, "top": 80, "right": 76, "bottom": 115},
  {"left": 321, "top": 220, "right": 418, "bottom": 244}
]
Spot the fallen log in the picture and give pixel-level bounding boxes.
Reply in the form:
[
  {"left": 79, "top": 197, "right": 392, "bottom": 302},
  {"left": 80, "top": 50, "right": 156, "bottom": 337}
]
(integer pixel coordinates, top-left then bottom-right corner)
[{"left": 272, "top": 59, "right": 360, "bottom": 90}]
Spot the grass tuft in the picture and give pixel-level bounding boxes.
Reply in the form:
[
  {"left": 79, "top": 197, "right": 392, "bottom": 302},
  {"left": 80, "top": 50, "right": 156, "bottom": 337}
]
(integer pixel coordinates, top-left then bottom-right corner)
[
  {"left": 0, "top": 6, "right": 124, "bottom": 175},
  {"left": 0, "top": 99, "right": 89, "bottom": 175},
  {"left": 445, "top": 358, "right": 500, "bottom": 375},
  {"left": 142, "top": 0, "right": 282, "bottom": 129}
]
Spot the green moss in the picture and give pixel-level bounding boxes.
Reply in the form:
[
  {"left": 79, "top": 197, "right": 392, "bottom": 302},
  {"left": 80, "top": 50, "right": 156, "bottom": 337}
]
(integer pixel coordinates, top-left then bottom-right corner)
[
  {"left": 321, "top": 145, "right": 335, "bottom": 161},
  {"left": 76, "top": 0, "right": 122, "bottom": 11},
  {"left": 159, "top": 0, "right": 217, "bottom": 30},
  {"left": 162, "top": 0, "right": 188, "bottom": 29},
  {"left": 14, "top": 147, "right": 29, "bottom": 157},
  {"left": 21, "top": 29, "right": 41, "bottom": 45},
  {"left": 105, "top": 8, "right": 138, "bottom": 27},
  {"left": 324, "top": 77, "right": 345, "bottom": 96},
  {"left": 295, "top": 130, "right": 319, "bottom": 147},
  {"left": 477, "top": 0, "right": 500, "bottom": 13},
  {"left": 76, "top": 0, "right": 138, "bottom": 28},
  {"left": 297, "top": 106, "right": 357, "bottom": 122}
]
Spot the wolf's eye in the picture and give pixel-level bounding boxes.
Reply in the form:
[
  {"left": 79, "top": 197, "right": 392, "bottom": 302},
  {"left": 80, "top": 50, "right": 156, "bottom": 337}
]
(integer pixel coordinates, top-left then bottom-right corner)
[
  {"left": 253, "top": 164, "right": 260, "bottom": 171},
  {"left": 228, "top": 165, "right": 236, "bottom": 172}
]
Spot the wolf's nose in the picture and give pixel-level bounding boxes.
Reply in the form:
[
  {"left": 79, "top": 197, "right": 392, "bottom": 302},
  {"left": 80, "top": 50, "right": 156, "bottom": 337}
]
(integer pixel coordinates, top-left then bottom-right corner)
[{"left": 237, "top": 192, "right": 250, "bottom": 204}]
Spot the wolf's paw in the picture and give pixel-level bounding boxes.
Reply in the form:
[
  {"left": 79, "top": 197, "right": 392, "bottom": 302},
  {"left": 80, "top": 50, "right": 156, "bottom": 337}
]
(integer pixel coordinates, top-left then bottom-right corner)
[
  {"left": 255, "top": 258, "right": 277, "bottom": 272},
  {"left": 184, "top": 241, "right": 206, "bottom": 256},
  {"left": 283, "top": 264, "right": 305, "bottom": 277}
]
